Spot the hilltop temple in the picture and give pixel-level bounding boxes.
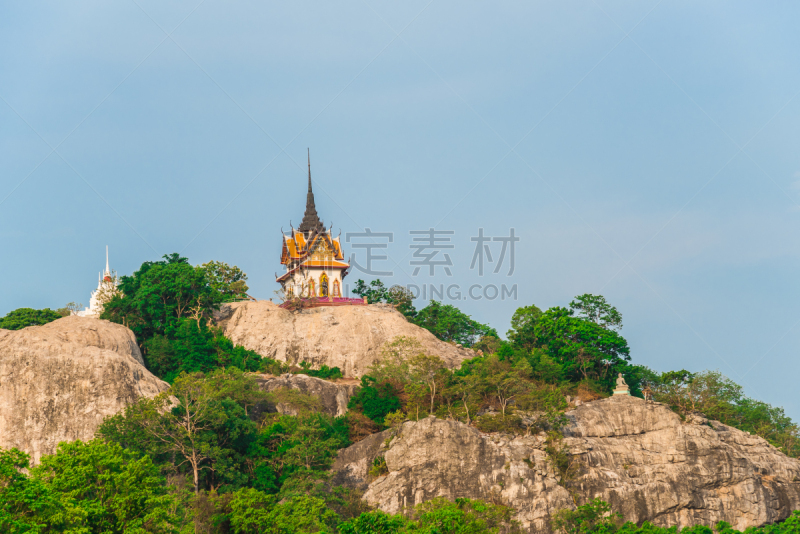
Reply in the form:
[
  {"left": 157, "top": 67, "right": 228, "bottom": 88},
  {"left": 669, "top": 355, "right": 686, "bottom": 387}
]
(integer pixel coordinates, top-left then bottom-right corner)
[
  {"left": 276, "top": 155, "right": 353, "bottom": 302},
  {"left": 76, "top": 246, "right": 119, "bottom": 317}
]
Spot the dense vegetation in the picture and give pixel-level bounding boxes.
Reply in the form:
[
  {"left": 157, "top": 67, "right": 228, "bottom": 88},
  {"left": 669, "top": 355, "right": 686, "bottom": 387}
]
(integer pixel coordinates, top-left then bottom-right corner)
[
  {"left": 2, "top": 261, "right": 800, "bottom": 532},
  {"left": 551, "top": 498, "right": 800, "bottom": 534}
]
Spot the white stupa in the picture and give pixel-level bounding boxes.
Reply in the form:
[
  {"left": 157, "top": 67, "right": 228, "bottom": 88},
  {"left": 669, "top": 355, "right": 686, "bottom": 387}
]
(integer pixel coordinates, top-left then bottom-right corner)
[{"left": 76, "top": 246, "right": 118, "bottom": 317}]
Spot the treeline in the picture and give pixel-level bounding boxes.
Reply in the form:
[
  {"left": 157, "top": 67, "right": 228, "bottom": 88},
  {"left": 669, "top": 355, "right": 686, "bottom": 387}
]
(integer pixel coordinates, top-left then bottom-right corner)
[{"left": 552, "top": 498, "right": 800, "bottom": 534}]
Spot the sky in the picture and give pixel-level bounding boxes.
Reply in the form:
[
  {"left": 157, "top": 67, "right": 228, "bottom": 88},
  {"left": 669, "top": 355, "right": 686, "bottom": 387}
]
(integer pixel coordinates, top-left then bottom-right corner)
[{"left": 2, "top": 1, "right": 799, "bottom": 417}]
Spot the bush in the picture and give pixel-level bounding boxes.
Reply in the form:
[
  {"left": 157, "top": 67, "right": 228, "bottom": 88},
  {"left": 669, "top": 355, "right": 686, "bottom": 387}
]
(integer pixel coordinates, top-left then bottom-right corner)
[
  {"left": 475, "top": 414, "right": 522, "bottom": 434},
  {"left": 348, "top": 376, "right": 402, "bottom": 426},
  {"left": 0, "top": 308, "right": 62, "bottom": 330}
]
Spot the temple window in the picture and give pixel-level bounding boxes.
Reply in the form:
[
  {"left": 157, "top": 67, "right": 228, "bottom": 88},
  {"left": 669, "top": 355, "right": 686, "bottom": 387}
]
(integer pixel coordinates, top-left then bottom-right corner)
[
  {"left": 333, "top": 280, "right": 340, "bottom": 297},
  {"left": 320, "top": 273, "right": 329, "bottom": 297}
]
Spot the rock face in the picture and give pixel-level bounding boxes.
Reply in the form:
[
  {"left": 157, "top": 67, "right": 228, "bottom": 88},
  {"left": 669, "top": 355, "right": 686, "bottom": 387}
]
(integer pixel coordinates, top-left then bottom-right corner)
[
  {"left": 0, "top": 317, "right": 169, "bottom": 463},
  {"left": 222, "top": 301, "right": 475, "bottom": 377},
  {"left": 336, "top": 396, "right": 800, "bottom": 533},
  {"left": 255, "top": 373, "right": 359, "bottom": 417}
]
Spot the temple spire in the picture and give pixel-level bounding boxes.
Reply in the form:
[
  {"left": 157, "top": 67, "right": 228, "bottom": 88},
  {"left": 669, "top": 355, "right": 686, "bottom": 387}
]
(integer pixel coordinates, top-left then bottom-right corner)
[
  {"left": 298, "top": 149, "right": 324, "bottom": 234},
  {"left": 105, "top": 246, "right": 109, "bottom": 276}
]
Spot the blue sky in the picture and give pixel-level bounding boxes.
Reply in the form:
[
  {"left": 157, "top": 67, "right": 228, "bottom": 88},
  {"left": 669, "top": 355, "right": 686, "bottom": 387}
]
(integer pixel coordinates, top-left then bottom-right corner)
[{"left": 2, "top": 1, "right": 799, "bottom": 417}]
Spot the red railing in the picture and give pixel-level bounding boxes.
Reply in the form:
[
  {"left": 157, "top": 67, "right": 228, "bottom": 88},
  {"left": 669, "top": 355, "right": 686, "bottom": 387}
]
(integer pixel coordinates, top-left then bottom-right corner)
[{"left": 279, "top": 297, "right": 367, "bottom": 309}]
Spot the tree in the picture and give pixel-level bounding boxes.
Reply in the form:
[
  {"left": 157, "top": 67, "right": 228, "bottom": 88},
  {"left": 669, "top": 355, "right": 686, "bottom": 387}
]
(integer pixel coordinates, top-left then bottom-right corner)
[
  {"left": 551, "top": 498, "right": 621, "bottom": 534},
  {"left": 348, "top": 376, "right": 402, "bottom": 425},
  {"left": 31, "top": 440, "right": 178, "bottom": 534},
  {"left": 507, "top": 304, "right": 543, "bottom": 351},
  {"left": 0, "top": 308, "right": 62, "bottom": 330},
  {"left": 352, "top": 279, "right": 389, "bottom": 303},
  {"left": 536, "top": 306, "right": 630, "bottom": 388},
  {"left": 0, "top": 447, "right": 75, "bottom": 532},
  {"left": 412, "top": 301, "right": 497, "bottom": 347},
  {"left": 408, "top": 354, "right": 447, "bottom": 415},
  {"left": 202, "top": 260, "right": 249, "bottom": 302},
  {"left": 569, "top": 294, "right": 622, "bottom": 331},
  {"left": 98, "top": 371, "right": 261, "bottom": 494},
  {"left": 101, "top": 254, "right": 223, "bottom": 341}
]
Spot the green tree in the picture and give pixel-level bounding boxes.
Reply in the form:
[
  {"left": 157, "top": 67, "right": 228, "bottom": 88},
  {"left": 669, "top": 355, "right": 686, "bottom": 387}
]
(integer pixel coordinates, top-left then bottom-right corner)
[
  {"left": 569, "top": 294, "right": 623, "bottom": 331},
  {"left": 0, "top": 308, "right": 62, "bottom": 330},
  {"left": 507, "top": 304, "right": 543, "bottom": 351},
  {"left": 412, "top": 301, "right": 497, "bottom": 347},
  {"left": 536, "top": 306, "right": 630, "bottom": 388},
  {"left": 352, "top": 279, "right": 389, "bottom": 303},
  {"left": 202, "top": 260, "right": 250, "bottom": 302},
  {"left": 348, "top": 376, "right": 402, "bottom": 426},
  {"left": 551, "top": 498, "right": 621, "bottom": 534},
  {"left": 98, "top": 371, "right": 263, "bottom": 494},
  {"left": 0, "top": 447, "right": 77, "bottom": 533},
  {"left": 101, "top": 254, "right": 222, "bottom": 341},
  {"left": 229, "top": 491, "right": 337, "bottom": 534},
  {"left": 31, "top": 440, "right": 178, "bottom": 534}
]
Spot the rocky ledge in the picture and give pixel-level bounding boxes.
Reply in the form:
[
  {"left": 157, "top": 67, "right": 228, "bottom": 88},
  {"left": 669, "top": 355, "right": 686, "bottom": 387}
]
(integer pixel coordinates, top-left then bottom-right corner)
[
  {"left": 220, "top": 301, "right": 475, "bottom": 377},
  {"left": 333, "top": 396, "right": 800, "bottom": 533},
  {"left": 256, "top": 373, "right": 359, "bottom": 417},
  {"left": 0, "top": 317, "right": 168, "bottom": 463}
]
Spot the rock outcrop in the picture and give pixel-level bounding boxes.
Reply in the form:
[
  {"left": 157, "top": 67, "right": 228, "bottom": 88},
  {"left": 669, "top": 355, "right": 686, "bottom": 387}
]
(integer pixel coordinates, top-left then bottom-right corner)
[
  {"left": 334, "top": 396, "right": 800, "bottom": 533},
  {"left": 0, "top": 317, "right": 169, "bottom": 463},
  {"left": 222, "top": 301, "right": 475, "bottom": 377},
  {"left": 256, "top": 373, "right": 359, "bottom": 417}
]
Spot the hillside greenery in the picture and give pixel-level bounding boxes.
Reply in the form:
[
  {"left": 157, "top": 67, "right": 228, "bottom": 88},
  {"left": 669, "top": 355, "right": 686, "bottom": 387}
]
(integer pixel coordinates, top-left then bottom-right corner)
[{"left": 2, "top": 260, "right": 800, "bottom": 532}]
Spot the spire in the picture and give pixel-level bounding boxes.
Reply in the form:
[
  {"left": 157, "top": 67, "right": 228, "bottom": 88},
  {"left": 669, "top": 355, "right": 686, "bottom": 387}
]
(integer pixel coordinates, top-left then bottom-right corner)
[
  {"left": 298, "top": 149, "right": 324, "bottom": 234},
  {"left": 105, "top": 246, "right": 110, "bottom": 276}
]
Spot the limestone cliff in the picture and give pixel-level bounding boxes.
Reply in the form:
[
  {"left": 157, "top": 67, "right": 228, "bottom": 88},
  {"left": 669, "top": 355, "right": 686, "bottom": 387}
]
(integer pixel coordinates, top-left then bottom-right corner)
[
  {"left": 221, "top": 301, "right": 475, "bottom": 377},
  {"left": 334, "top": 396, "right": 800, "bottom": 533},
  {"left": 256, "top": 373, "right": 359, "bottom": 417},
  {"left": 0, "top": 317, "right": 168, "bottom": 463}
]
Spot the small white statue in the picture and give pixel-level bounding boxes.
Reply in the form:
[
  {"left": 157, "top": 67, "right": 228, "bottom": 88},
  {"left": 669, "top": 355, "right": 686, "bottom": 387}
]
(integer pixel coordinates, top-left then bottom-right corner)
[{"left": 613, "top": 372, "right": 630, "bottom": 396}]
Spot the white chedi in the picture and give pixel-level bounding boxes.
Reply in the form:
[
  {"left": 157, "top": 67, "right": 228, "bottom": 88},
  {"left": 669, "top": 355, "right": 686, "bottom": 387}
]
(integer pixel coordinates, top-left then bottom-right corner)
[{"left": 76, "top": 246, "right": 121, "bottom": 318}]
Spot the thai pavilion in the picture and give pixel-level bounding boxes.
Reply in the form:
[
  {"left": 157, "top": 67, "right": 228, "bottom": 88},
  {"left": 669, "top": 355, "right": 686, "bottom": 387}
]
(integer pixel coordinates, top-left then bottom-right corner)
[{"left": 276, "top": 155, "right": 352, "bottom": 301}]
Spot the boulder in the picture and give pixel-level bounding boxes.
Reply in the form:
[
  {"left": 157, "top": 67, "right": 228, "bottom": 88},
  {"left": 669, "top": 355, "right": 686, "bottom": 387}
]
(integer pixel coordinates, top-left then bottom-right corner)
[
  {"left": 337, "top": 397, "right": 800, "bottom": 533},
  {"left": 255, "top": 373, "right": 359, "bottom": 417},
  {"left": 0, "top": 317, "right": 169, "bottom": 463},
  {"left": 222, "top": 301, "right": 475, "bottom": 377}
]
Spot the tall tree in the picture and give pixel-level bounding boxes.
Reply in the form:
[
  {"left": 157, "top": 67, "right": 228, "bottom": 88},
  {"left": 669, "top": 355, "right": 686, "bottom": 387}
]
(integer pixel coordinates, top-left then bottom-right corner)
[
  {"left": 412, "top": 301, "right": 496, "bottom": 347},
  {"left": 507, "top": 304, "right": 543, "bottom": 351},
  {"left": 569, "top": 294, "right": 622, "bottom": 331}
]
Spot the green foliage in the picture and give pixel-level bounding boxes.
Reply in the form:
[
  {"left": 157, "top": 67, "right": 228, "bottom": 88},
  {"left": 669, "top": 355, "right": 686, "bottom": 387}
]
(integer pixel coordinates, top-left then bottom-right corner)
[
  {"left": 298, "top": 362, "right": 344, "bottom": 380},
  {"left": 352, "top": 279, "right": 417, "bottom": 318},
  {"left": 102, "top": 253, "right": 222, "bottom": 341},
  {"left": 202, "top": 260, "right": 249, "bottom": 302},
  {"left": 338, "top": 509, "right": 406, "bottom": 534},
  {"left": 412, "top": 300, "right": 497, "bottom": 347},
  {"left": 0, "top": 308, "right": 62, "bottom": 330},
  {"left": 536, "top": 306, "right": 630, "bottom": 388},
  {"left": 229, "top": 490, "right": 338, "bottom": 534},
  {"left": 99, "top": 369, "right": 268, "bottom": 494},
  {"left": 507, "top": 304, "right": 542, "bottom": 351},
  {"left": 569, "top": 294, "right": 623, "bottom": 331},
  {"left": 551, "top": 500, "right": 800, "bottom": 534},
  {"left": 31, "top": 440, "right": 179, "bottom": 533},
  {"left": 0, "top": 447, "right": 74, "bottom": 533},
  {"left": 475, "top": 414, "right": 522, "bottom": 434},
  {"left": 368, "top": 456, "right": 388, "bottom": 479},
  {"left": 100, "top": 253, "right": 271, "bottom": 381},
  {"left": 551, "top": 498, "right": 622, "bottom": 534},
  {"left": 348, "top": 376, "right": 402, "bottom": 426}
]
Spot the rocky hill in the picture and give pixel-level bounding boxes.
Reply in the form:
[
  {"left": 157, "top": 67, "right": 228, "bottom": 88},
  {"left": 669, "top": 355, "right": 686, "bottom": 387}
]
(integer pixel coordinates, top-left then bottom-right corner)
[
  {"left": 218, "top": 301, "right": 475, "bottom": 377},
  {"left": 0, "top": 316, "right": 168, "bottom": 463},
  {"left": 333, "top": 395, "right": 800, "bottom": 533},
  {"left": 255, "top": 372, "right": 359, "bottom": 417}
]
